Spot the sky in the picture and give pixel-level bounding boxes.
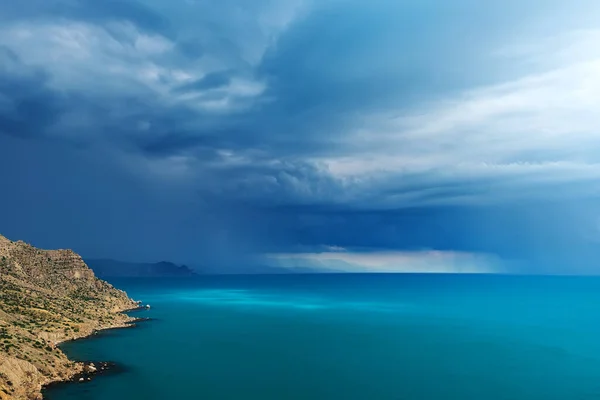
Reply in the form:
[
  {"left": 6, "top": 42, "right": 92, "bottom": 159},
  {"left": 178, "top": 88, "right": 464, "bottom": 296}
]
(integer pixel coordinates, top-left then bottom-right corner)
[{"left": 1, "top": 0, "right": 600, "bottom": 274}]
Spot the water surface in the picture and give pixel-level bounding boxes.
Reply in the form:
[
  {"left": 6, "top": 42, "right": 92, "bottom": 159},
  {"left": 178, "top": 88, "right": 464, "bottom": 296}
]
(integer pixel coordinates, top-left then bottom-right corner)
[{"left": 45, "top": 274, "right": 600, "bottom": 400}]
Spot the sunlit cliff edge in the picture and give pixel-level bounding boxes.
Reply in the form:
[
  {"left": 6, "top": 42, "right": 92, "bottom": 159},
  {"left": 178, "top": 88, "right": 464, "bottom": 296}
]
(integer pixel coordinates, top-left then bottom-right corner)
[{"left": 0, "top": 234, "right": 138, "bottom": 399}]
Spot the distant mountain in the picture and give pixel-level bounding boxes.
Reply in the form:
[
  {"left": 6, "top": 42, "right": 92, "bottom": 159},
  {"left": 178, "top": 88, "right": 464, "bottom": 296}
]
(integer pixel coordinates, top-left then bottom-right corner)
[{"left": 85, "top": 259, "right": 198, "bottom": 278}]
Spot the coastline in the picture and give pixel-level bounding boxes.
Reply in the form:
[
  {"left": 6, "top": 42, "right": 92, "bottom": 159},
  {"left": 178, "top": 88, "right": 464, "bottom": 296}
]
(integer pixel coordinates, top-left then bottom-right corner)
[
  {"left": 53, "top": 306, "right": 152, "bottom": 345},
  {"left": 0, "top": 234, "right": 153, "bottom": 400},
  {"left": 41, "top": 307, "right": 151, "bottom": 396}
]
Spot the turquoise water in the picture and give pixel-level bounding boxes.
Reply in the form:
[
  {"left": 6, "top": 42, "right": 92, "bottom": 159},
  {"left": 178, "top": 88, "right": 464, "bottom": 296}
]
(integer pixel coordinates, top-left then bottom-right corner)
[{"left": 45, "top": 274, "right": 600, "bottom": 400}]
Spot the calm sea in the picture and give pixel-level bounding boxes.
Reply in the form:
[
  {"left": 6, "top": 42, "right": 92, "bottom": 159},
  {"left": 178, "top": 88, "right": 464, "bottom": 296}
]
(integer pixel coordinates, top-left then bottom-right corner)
[{"left": 44, "top": 274, "right": 600, "bottom": 400}]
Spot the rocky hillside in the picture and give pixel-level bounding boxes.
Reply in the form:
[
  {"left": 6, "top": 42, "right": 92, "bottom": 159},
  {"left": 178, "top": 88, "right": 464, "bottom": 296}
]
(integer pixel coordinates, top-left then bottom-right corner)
[{"left": 0, "top": 234, "right": 138, "bottom": 400}]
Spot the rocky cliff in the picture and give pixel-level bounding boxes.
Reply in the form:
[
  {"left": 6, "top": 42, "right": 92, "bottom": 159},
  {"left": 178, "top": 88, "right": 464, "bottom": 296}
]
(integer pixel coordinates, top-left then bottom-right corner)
[{"left": 0, "top": 234, "right": 138, "bottom": 400}]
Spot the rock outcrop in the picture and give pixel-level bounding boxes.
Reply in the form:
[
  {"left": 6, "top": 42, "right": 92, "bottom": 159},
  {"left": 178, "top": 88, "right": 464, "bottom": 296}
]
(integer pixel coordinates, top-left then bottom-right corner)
[{"left": 0, "top": 234, "right": 138, "bottom": 400}]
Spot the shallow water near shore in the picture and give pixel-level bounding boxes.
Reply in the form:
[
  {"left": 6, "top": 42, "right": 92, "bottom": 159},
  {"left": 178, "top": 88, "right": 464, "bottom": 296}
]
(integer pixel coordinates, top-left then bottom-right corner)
[{"left": 44, "top": 274, "right": 600, "bottom": 400}]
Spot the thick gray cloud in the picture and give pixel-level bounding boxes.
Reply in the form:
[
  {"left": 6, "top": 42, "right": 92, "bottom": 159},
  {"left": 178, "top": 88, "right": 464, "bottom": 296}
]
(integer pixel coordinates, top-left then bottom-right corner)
[{"left": 1, "top": 0, "right": 600, "bottom": 272}]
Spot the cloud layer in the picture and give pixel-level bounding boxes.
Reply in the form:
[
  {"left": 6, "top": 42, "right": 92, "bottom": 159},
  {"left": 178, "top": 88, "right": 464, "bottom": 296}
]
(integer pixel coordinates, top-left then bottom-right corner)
[
  {"left": 267, "top": 250, "right": 501, "bottom": 274},
  {"left": 1, "top": 0, "right": 600, "bottom": 272}
]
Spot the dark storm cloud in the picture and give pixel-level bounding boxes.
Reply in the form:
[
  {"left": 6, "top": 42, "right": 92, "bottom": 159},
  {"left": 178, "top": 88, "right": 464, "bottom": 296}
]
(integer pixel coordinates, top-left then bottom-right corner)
[
  {"left": 137, "top": 132, "right": 213, "bottom": 157},
  {"left": 1, "top": 0, "right": 600, "bottom": 272},
  {"left": 0, "top": 49, "right": 65, "bottom": 138}
]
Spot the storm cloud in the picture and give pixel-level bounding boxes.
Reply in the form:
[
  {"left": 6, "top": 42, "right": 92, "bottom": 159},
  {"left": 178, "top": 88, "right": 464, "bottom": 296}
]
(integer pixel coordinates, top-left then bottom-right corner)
[{"left": 1, "top": 0, "right": 600, "bottom": 273}]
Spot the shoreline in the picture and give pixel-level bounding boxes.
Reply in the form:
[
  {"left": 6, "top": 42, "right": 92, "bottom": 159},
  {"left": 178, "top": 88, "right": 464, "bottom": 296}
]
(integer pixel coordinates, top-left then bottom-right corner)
[
  {"left": 54, "top": 315, "right": 153, "bottom": 345},
  {"left": 41, "top": 308, "right": 152, "bottom": 397},
  {"left": 42, "top": 361, "right": 126, "bottom": 392}
]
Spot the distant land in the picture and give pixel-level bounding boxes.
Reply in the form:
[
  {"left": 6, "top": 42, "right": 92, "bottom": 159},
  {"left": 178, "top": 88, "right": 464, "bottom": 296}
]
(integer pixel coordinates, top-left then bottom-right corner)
[
  {"left": 0, "top": 234, "right": 140, "bottom": 400},
  {"left": 86, "top": 259, "right": 327, "bottom": 277},
  {"left": 85, "top": 259, "right": 198, "bottom": 278}
]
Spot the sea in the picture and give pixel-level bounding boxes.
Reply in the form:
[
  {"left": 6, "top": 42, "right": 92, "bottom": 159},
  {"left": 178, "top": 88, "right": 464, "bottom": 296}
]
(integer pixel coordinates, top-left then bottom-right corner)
[{"left": 44, "top": 274, "right": 600, "bottom": 400}]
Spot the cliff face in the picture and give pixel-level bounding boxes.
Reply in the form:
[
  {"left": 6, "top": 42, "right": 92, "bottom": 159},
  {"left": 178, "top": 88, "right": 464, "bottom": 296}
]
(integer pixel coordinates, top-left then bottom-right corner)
[{"left": 0, "top": 234, "right": 138, "bottom": 400}]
